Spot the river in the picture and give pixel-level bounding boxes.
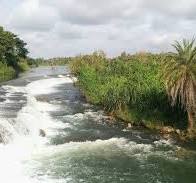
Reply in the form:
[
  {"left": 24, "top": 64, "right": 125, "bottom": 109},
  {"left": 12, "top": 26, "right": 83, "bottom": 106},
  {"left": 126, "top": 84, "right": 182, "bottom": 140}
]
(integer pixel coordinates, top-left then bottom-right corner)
[{"left": 0, "top": 66, "right": 196, "bottom": 183}]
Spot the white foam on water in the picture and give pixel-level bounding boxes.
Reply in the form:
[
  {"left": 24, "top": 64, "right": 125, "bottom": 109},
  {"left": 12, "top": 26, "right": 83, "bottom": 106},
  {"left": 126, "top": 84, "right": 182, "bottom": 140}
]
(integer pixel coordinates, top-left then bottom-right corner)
[
  {"left": 0, "top": 118, "right": 19, "bottom": 143},
  {"left": 14, "top": 78, "right": 72, "bottom": 139},
  {"left": 63, "top": 110, "right": 105, "bottom": 122},
  {"left": 2, "top": 85, "right": 26, "bottom": 93},
  {"left": 34, "top": 136, "right": 170, "bottom": 163},
  {"left": 0, "top": 77, "right": 74, "bottom": 183},
  {"left": 26, "top": 138, "right": 152, "bottom": 162},
  {"left": 27, "top": 78, "right": 73, "bottom": 95},
  {"left": 154, "top": 139, "right": 175, "bottom": 147},
  {"left": 71, "top": 76, "right": 78, "bottom": 83}
]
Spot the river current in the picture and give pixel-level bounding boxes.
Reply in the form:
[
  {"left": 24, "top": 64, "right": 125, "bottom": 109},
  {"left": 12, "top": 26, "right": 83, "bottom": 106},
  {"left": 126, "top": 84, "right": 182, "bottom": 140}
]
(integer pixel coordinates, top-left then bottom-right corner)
[{"left": 0, "top": 66, "right": 195, "bottom": 183}]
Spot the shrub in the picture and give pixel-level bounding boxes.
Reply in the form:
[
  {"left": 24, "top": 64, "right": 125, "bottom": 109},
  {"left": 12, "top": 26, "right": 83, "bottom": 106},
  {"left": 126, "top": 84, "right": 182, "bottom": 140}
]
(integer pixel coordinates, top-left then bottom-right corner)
[
  {"left": 70, "top": 52, "right": 186, "bottom": 128},
  {"left": 0, "top": 63, "right": 16, "bottom": 82},
  {"left": 17, "top": 59, "right": 29, "bottom": 72}
]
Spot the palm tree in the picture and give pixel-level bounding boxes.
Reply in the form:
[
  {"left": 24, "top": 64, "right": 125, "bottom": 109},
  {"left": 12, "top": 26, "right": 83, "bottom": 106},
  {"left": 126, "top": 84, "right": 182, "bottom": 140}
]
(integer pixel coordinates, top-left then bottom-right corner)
[{"left": 163, "top": 39, "right": 196, "bottom": 131}]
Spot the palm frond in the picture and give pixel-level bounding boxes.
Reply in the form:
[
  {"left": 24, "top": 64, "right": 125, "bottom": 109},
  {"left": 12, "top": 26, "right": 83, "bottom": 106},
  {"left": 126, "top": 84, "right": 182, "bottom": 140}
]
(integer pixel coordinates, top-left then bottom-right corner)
[{"left": 163, "top": 39, "right": 196, "bottom": 112}]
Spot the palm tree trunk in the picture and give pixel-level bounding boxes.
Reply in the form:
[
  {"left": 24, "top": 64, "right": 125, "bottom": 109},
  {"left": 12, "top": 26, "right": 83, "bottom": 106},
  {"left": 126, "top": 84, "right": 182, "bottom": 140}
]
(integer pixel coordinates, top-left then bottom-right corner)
[{"left": 187, "top": 110, "right": 194, "bottom": 131}]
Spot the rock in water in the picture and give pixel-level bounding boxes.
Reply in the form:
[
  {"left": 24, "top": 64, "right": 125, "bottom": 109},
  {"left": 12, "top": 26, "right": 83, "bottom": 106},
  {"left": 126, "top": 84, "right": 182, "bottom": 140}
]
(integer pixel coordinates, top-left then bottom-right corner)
[
  {"left": 39, "top": 129, "right": 46, "bottom": 137},
  {"left": 160, "top": 126, "right": 175, "bottom": 134},
  {"left": 127, "top": 123, "right": 132, "bottom": 128},
  {"left": 175, "top": 129, "right": 181, "bottom": 135}
]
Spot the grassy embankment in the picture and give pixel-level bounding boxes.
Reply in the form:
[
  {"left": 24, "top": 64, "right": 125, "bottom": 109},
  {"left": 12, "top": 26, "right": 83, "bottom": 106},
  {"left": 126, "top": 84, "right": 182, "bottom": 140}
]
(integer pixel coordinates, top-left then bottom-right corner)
[
  {"left": 69, "top": 52, "right": 187, "bottom": 133},
  {"left": 0, "top": 61, "right": 29, "bottom": 83},
  {"left": 0, "top": 63, "right": 16, "bottom": 82}
]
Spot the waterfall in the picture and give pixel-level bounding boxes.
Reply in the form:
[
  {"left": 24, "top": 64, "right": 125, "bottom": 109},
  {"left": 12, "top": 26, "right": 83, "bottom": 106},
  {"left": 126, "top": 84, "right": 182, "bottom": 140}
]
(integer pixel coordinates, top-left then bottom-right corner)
[{"left": 0, "top": 76, "right": 74, "bottom": 182}]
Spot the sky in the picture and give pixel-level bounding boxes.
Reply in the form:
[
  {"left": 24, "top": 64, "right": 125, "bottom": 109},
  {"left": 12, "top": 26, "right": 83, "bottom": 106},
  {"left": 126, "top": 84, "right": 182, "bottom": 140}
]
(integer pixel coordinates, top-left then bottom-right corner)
[{"left": 0, "top": 0, "right": 196, "bottom": 58}]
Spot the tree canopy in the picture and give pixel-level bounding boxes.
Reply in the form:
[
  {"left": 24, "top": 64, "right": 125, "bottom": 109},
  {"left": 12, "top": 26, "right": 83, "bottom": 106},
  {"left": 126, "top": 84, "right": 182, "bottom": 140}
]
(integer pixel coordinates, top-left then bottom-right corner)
[{"left": 0, "top": 26, "right": 28, "bottom": 68}]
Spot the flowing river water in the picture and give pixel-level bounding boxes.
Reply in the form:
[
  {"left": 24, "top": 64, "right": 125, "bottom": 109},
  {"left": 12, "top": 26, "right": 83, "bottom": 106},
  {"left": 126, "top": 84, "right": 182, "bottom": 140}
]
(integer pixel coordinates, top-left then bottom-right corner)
[{"left": 0, "top": 66, "right": 196, "bottom": 183}]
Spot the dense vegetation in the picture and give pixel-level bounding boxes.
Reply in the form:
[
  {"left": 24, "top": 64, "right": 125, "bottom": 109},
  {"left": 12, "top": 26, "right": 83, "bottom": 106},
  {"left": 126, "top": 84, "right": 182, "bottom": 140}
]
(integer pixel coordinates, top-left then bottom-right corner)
[
  {"left": 163, "top": 39, "right": 196, "bottom": 132},
  {"left": 70, "top": 44, "right": 195, "bottom": 132},
  {"left": 0, "top": 62, "right": 16, "bottom": 82},
  {"left": 0, "top": 26, "right": 29, "bottom": 82}
]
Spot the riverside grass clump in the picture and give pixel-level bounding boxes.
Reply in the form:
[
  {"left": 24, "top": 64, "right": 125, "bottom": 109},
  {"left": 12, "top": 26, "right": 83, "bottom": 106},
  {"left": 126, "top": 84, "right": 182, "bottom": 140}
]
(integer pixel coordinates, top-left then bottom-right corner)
[
  {"left": 70, "top": 51, "right": 187, "bottom": 129},
  {"left": 0, "top": 63, "right": 16, "bottom": 82},
  {"left": 17, "top": 59, "right": 30, "bottom": 72},
  {"left": 0, "top": 59, "right": 29, "bottom": 83}
]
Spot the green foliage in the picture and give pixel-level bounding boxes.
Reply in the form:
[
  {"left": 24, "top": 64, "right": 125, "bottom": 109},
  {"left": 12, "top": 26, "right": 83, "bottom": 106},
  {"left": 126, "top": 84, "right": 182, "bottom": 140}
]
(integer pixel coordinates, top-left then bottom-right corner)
[
  {"left": 17, "top": 59, "right": 29, "bottom": 72},
  {"left": 163, "top": 39, "right": 196, "bottom": 110},
  {"left": 78, "top": 65, "right": 103, "bottom": 104},
  {"left": 0, "top": 26, "right": 29, "bottom": 81},
  {"left": 102, "top": 76, "right": 130, "bottom": 111},
  {"left": 70, "top": 51, "right": 186, "bottom": 128},
  {"left": 26, "top": 57, "right": 38, "bottom": 67},
  {"left": 162, "top": 39, "right": 196, "bottom": 130},
  {"left": 0, "top": 26, "right": 28, "bottom": 68},
  {"left": 70, "top": 50, "right": 107, "bottom": 75},
  {"left": 0, "top": 63, "right": 16, "bottom": 82}
]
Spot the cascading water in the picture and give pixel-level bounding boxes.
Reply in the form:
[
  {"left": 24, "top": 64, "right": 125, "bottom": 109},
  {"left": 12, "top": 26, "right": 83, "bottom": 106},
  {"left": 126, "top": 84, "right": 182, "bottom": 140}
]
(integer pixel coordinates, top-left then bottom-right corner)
[
  {"left": 0, "top": 69, "right": 75, "bottom": 182},
  {"left": 0, "top": 67, "right": 196, "bottom": 183}
]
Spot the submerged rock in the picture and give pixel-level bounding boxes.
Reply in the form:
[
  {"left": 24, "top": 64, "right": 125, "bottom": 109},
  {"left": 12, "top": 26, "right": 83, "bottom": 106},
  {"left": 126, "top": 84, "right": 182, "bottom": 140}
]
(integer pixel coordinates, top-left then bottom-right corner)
[
  {"left": 176, "top": 129, "right": 181, "bottom": 135},
  {"left": 127, "top": 123, "right": 132, "bottom": 129},
  {"left": 160, "top": 126, "right": 175, "bottom": 134},
  {"left": 39, "top": 129, "right": 46, "bottom": 137}
]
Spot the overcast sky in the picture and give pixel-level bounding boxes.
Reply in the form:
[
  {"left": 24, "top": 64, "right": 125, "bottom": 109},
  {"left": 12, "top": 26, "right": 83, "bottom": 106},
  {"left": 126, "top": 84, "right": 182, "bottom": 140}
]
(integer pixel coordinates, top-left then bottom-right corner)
[{"left": 0, "top": 0, "right": 196, "bottom": 58}]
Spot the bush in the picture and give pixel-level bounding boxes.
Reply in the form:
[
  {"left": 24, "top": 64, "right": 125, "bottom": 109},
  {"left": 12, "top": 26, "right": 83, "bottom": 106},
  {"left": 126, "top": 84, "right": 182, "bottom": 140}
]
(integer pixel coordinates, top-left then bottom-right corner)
[
  {"left": 0, "top": 63, "right": 16, "bottom": 82},
  {"left": 17, "top": 59, "right": 29, "bottom": 72},
  {"left": 70, "top": 52, "right": 186, "bottom": 128}
]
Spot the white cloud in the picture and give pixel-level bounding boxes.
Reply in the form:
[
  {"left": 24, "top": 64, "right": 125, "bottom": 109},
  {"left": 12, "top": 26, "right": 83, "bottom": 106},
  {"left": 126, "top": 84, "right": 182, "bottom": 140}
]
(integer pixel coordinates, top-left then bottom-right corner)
[
  {"left": 0, "top": 0, "right": 196, "bottom": 58},
  {"left": 9, "top": 0, "right": 59, "bottom": 31}
]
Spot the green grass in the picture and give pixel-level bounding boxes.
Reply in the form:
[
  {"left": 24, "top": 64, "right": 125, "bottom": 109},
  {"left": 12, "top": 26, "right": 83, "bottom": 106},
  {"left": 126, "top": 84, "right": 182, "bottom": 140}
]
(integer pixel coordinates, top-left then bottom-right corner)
[
  {"left": 70, "top": 52, "right": 187, "bottom": 130},
  {"left": 0, "top": 60, "right": 30, "bottom": 83},
  {"left": 0, "top": 63, "right": 16, "bottom": 82},
  {"left": 17, "top": 61, "right": 30, "bottom": 72}
]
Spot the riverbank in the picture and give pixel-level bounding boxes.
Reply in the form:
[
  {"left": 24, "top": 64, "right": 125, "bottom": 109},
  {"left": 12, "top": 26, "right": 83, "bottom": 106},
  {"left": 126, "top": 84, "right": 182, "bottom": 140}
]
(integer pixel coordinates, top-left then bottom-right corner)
[
  {"left": 69, "top": 52, "right": 195, "bottom": 140},
  {"left": 77, "top": 82, "right": 196, "bottom": 142},
  {"left": 0, "top": 62, "right": 30, "bottom": 83}
]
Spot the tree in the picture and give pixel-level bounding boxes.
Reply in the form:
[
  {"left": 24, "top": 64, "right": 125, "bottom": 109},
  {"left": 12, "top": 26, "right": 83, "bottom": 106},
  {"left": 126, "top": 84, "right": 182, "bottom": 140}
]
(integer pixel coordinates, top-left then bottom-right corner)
[
  {"left": 163, "top": 39, "right": 196, "bottom": 131},
  {"left": 0, "top": 26, "right": 28, "bottom": 68},
  {"left": 14, "top": 36, "right": 28, "bottom": 59}
]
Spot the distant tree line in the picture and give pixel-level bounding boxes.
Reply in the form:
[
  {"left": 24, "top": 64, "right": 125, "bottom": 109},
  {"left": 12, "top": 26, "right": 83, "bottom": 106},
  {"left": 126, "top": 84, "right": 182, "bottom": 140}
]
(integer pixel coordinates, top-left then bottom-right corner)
[{"left": 35, "top": 57, "right": 71, "bottom": 66}]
